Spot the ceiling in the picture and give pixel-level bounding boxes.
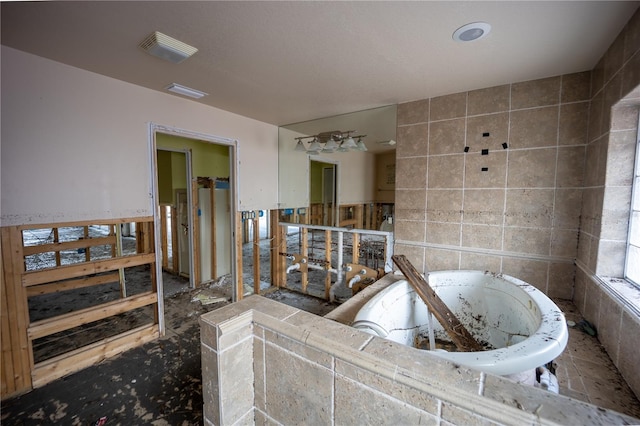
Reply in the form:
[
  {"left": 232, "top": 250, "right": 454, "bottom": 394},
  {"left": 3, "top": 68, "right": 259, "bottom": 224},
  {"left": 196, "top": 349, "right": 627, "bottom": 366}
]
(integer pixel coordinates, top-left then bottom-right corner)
[{"left": 2, "top": 1, "right": 638, "bottom": 128}]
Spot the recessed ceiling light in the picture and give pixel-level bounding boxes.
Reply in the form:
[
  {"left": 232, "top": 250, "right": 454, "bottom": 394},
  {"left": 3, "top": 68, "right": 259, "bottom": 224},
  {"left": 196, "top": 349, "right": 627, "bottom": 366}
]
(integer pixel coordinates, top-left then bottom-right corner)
[
  {"left": 139, "top": 31, "right": 198, "bottom": 64},
  {"left": 165, "top": 83, "right": 207, "bottom": 99},
  {"left": 453, "top": 22, "right": 491, "bottom": 42}
]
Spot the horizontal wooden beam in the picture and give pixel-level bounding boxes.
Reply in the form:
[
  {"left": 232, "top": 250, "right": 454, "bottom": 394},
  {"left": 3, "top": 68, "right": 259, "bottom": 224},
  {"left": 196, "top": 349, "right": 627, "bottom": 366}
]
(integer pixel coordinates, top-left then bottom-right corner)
[
  {"left": 17, "top": 217, "right": 154, "bottom": 231},
  {"left": 26, "top": 272, "right": 120, "bottom": 297},
  {"left": 22, "top": 235, "right": 117, "bottom": 256},
  {"left": 22, "top": 253, "right": 155, "bottom": 287},
  {"left": 31, "top": 324, "right": 159, "bottom": 388},
  {"left": 28, "top": 291, "right": 157, "bottom": 340}
]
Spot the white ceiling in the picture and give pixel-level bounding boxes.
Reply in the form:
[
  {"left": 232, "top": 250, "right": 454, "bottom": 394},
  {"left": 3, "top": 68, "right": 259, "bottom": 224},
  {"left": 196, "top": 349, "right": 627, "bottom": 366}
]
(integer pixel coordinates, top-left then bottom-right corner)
[{"left": 2, "top": 1, "right": 638, "bottom": 127}]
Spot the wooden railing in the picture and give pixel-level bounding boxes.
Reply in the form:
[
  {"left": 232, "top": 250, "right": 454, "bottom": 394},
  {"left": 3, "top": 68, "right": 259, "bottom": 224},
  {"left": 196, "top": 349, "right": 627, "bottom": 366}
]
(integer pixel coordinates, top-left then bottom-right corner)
[{"left": 1, "top": 218, "right": 160, "bottom": 398}]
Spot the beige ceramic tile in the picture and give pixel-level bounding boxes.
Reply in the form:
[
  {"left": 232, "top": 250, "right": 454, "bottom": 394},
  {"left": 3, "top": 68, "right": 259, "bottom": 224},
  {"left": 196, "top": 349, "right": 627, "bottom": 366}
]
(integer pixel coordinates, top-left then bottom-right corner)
[
  {"left": 547, "top": 262, "right": 575, "bottom": 299},
  {"left": 511, "top": 76, "right": 561, "bottom": 109},
  {"left": 460, "top": 252, "right": 502, "bottom": 271},
  {"left": 334, "top": 375, "right": 438, "bottom": 425},
  {"left": 398, "top": 99, "right": 429, "bottom": 126},
  {"left": 621, "top": 53, "right": 640, "bottom": 97},
  {"left": 606, "top": 130, "right": 636, "bottom": 187},
  {"left": 394, "top": 189, "right": 426, "bottom": 221},
  {"left": 465, "top": 112, "right": 509, "bottom": 148},
  {"left": 588, "top": 92, "right": 605, "bottom": 142},
  {"left": 429, "top": 118, "right": 466, "bottom": 155},
  {"left": 425, "top": 221, "right": 461, "bottom": 246},
  {"left": 430, "top": 92, "right": 467, "bottom": 121},
  {"left": 426, "top": 189, "right": 462, "bottom": 222},
  {"left": 461, "top": 224, "right": 502, "bottom": 250},
  {"left": 463, "top": 150, "right": 507, "bottom": 189},
  {"left": 561, "top": 71, "right": 591, "bottom": 103},
  {"left": 394, "top": 244, "right": 425, "bottom": 271},
  {"left": 506, "top": 148, "right": 557, "bottom": 188},
  {"left": 556, "top": 146, "right": 586, "bottom": 188},
  {"left": 618, "top": 311, "right": 640, "bottom": 400},
  {"left": 395, "top": 219, "right": 426, "bottom": 243},
  {"left": 467, "top": 84, "right": 510, "bottom": 115},
  {"left": 509, "top": 106, "right": 559, "bottom": 149},
  {"left": 462, "top": 188, "right": 505, "bottom": 225},
  {"left": 595, "top": 240, "right": 626, "bottom": 276},
  {"left": 553, "top": 188, "right": 583, "bottom": 229},
  {"left": 428, "top": 154, "right": 465, "bottom": 188},
  {"left": 501, "top": 256, "right": 549, "bottom": 292},
  {"left": 550, "top": 229, "right": 578, "bottom": 258},
  {"left": 558, "top": 102, "right": 589, "bottom": 146},
  {"left": 610, "top": 105, "right": 639, "bottom": 131},
  {"left": 505, "top": 188, "right": 554, "bottom": 228},
  {"left": 264, "top": 343, "right": 332, "bottom": 425},
  {"left": 396, "top": 156, "right": 427, "bottom": 189},
  {"left": 425, "top": 247, "right": 460, "bottom": 270},
  {"left": 397, "top": 123, "right": 429, "bottom": 158}
]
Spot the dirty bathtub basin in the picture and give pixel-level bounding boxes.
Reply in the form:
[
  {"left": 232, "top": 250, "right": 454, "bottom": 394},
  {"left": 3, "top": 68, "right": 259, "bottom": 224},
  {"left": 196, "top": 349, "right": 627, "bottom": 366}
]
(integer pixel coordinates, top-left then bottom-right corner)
[{"left": 352, "top": 270, "right": 568, "bottom": 380}]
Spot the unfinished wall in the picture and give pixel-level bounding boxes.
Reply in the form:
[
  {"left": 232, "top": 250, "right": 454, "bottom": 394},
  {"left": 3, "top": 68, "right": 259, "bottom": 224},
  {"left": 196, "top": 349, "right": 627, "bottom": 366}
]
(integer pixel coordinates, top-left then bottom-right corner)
[
  {"left": 200, "top": 296, "right": 638, "bottom": 425},
  {"left": 1, "top": 46, "right": 279, "bottom": 227},
  {"left": 574, "top": 8, "right": 640, "bottom": 399},
  {"left": 394, "top": 71, "right": 589, "bottom": 300}
]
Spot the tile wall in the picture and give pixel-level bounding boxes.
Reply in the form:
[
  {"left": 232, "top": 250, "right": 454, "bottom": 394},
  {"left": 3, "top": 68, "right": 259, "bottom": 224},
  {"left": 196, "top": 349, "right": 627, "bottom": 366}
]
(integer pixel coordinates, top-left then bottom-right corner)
[
  {"left": 395, "top": 72, "right": 590, "bottom": 299},
  {"left": 574, "top": 8, "right": 640, "bottom": 399},
  {"left": 200, "top": 296, "right": 639, "bottom": 425},
  {"left": 394, "top": 7, "right": 640, "bottom": 399}
]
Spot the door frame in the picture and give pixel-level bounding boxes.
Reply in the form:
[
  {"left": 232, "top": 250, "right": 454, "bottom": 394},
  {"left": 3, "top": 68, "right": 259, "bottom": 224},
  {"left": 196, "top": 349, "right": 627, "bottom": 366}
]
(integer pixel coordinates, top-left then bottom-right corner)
[
  {"left": 149, "top": 123, "right": 240, "bottom": 332},
  {"left": 310, "top": 157, "right": 340, "bottom": 227}
]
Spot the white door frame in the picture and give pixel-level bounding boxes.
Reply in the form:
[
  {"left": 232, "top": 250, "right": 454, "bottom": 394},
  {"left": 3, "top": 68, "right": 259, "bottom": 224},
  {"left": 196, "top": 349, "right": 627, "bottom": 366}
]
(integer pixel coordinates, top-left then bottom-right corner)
[{"left": 149, "top": 123, "right": 240, "bottom": 334}]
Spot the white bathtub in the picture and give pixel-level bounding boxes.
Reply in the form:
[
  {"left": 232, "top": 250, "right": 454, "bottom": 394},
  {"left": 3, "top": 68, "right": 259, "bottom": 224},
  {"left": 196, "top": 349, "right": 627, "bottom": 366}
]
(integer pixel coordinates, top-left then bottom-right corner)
[{"left": 352, "top": 270, "right": 568, "bottom": 379}]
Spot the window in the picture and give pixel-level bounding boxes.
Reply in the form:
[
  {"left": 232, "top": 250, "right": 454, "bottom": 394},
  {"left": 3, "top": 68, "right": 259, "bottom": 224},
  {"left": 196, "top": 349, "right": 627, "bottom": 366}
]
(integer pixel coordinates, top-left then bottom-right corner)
[{"left": 626, "top": 114, "right": 640, "bottom": 286}]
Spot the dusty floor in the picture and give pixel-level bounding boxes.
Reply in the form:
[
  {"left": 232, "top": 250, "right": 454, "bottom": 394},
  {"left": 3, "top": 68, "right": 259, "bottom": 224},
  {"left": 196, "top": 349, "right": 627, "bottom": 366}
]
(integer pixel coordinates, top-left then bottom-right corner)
[
  {"left": 1, "top": 274, "right": 334, "bottom": 425},
  {"left": 4, "top": 227, "right": 640, "bottom": 423}
]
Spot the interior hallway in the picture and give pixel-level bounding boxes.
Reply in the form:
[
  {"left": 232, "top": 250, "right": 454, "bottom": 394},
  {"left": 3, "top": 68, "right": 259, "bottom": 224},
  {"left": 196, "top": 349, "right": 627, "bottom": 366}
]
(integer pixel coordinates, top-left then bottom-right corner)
[{"left": 2, "top": 289, "right": 639, "bottom": 424}]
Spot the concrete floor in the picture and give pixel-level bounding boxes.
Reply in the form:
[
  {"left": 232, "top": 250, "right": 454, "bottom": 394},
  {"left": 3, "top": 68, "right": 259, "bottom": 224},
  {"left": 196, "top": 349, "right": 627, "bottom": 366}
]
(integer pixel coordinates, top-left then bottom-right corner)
[{"left": 2, "top": 284, "right": 640, "bottom": 424}]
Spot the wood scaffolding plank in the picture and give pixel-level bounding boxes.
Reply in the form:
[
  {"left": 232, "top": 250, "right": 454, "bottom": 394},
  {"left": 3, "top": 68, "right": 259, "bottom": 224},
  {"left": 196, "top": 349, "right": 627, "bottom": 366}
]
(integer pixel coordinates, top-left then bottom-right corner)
[
  {"left": 235, "top": 211, "right": 243, "bottom": 300},
  {"left": 324, "top": 229, "right": 332, "bottom": 300},
  {"left": 269, "top": 210, "right": 280, "bottom": 287},
  {"left": 22, "top": 235, "right": 117, "bottom": 256},
  {"left": 300, "top": 227, "right": 308, "bottom": 293},
  {"left": 1, "top": 239, "right": 16, "bottom": 397},
  {"left": 352, "top": 233, "right": 360, "bottom": 265},
  {"left": 22, "top": 253, "right": 156, "bottom": 287},
  {"left": 17, "top": 217, "right": 154, "bottom": 231},
  {"left": 191, "top": 180, "right": 201, "bottom": 286},
  {"left": 391, "top": 255, "right": 483, "bottom": 352},
  {"left": 32, "top": 324, "right": 159, "bottom": 388},
  {"left": 253, "top": 211, "right": 260, "bottom": 295},
  {"left": 26, "top": 272, "right": 120, "bottom": 297},
  {"left": 1, "top": 227, "right": 32, "bottom": 395},
  {"left": 28, "top": 291, "right": 157, "bottom": 340},
  {"left": 53, "top": 228, "right": 61, "bottom": 266}
]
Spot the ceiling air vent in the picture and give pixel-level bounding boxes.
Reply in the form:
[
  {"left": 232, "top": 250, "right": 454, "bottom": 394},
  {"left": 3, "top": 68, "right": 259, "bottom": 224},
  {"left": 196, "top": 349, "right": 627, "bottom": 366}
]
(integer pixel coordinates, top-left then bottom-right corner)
[{"left": 139, "top": 31, "right": 198, "bottom": 64}]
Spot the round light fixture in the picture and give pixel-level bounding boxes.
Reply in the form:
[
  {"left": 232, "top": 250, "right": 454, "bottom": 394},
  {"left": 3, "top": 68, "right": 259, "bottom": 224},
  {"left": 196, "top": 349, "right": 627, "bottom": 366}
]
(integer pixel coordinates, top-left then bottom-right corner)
[{"left": 453, "top": 22, "right": 491, "bottom": 42}]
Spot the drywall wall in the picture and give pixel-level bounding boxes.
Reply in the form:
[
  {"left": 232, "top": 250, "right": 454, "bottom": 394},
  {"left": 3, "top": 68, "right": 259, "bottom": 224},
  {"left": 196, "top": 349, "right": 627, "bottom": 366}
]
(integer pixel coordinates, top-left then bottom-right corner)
[{"left": 1, "top": 46, "right": 278, "bottom": 226}]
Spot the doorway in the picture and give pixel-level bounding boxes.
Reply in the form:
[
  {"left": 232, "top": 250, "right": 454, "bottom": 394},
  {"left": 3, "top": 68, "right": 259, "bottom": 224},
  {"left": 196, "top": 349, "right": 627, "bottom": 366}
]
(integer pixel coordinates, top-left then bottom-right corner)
[
  {"left": 310, "top": 159, "right": 338, "bottom": 227},
  {"left": 152, "top": 126, "right": 238, "bottom": 307}
]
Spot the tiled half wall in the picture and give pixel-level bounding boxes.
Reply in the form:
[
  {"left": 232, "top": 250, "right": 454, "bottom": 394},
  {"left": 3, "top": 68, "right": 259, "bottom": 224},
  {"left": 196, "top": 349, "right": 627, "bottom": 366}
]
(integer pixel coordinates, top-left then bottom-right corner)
[{"left": 200, "top": 296, "right": 637, "bottom": 425}]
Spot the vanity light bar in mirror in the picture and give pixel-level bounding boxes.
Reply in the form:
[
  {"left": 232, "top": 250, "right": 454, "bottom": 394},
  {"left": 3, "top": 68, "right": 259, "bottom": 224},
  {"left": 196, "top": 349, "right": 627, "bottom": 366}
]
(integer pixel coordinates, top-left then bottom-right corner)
[{"left": 294, "top": 131, "right": 367, "bottom": 153}]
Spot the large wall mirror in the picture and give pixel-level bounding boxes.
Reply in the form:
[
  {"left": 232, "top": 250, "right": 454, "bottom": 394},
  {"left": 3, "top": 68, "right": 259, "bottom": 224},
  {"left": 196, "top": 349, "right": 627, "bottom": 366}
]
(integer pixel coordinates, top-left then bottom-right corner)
[{"left": 278, "top": 105, "right": 397, "bottom": 230}]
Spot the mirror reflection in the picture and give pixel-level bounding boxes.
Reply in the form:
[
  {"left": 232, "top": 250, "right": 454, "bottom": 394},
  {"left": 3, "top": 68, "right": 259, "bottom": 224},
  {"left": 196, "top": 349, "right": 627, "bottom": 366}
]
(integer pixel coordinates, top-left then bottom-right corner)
[{"left": 278, "top": 105, "right": 397, "bottom": 231}]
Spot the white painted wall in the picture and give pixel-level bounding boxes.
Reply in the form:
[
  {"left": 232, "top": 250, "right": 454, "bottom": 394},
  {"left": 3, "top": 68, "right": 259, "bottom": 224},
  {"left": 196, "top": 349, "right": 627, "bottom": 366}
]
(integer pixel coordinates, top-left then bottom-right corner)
[{"left": 1, "top": 46, "right": 279, "bottom": 226}]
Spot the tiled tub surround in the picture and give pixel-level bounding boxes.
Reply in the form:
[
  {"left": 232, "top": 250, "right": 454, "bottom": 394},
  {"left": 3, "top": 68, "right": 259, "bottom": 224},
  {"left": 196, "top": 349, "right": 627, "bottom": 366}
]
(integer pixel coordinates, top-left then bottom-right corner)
[
  {"left": 394, "top": 7, "right": 640, "bottom": 404},
  {"left": 395, "top": 72, "right": 590, "bottom": 301},
  {"left": 200, "top": 296, "right": 639, "bottom": 425}
]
